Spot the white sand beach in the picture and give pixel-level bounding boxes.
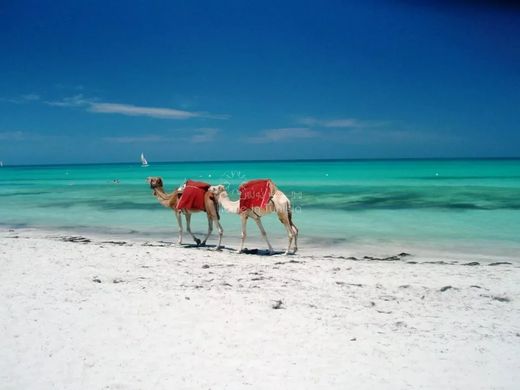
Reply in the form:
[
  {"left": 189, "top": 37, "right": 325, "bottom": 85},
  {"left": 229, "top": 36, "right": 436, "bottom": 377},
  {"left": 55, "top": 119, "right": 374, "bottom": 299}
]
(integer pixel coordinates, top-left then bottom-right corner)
[{"left": 1, "top": 228, "right": 519, "bottom": 389}]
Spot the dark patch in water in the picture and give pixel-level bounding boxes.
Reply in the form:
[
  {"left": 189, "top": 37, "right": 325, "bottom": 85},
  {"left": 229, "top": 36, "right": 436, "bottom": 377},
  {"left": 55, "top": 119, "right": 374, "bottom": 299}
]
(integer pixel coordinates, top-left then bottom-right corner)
[
  {"left": 37, "top": 199, "right": 158, "bottom": 211},
  {"left": 412, "top": 175, "right": 520, "bottom": 180},
  {"left": 0, "top": 191, "right": 52, "bottom": 197},
  {"left": 297, "top": 187, "right": 520, "bottom": 211}
]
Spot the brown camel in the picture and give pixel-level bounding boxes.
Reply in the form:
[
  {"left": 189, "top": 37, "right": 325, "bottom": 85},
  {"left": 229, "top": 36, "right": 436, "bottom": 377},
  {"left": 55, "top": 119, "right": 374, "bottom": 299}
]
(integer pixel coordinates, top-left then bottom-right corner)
[
  {"left": 208, "top": 180, "right": 298, "bottom": 255},
  {"left": 147, "top": 177, "right": 223, "bottom": 248}
]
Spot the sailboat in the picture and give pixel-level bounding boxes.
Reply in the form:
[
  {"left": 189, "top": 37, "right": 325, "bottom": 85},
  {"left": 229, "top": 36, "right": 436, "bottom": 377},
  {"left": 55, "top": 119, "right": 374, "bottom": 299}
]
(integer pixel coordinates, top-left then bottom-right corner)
[{"left": 140, "top": 153, "right": 149, "bottom": 167}]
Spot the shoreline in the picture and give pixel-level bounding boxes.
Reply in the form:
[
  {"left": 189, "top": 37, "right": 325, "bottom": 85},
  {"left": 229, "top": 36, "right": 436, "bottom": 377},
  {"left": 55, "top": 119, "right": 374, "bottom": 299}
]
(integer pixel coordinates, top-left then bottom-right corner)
[
  {"left": 1, "top": 228, "right": 519, "bottom": 389},
  {"left": 1, "top": 225, "right": 518, "bottom": 264}
]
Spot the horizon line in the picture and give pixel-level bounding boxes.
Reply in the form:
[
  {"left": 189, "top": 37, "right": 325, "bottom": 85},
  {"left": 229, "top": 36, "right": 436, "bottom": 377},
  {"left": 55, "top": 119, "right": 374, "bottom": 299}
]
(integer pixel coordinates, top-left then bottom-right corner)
[{"left": 2, "top": 156, "right": 520, "bottom": 168}]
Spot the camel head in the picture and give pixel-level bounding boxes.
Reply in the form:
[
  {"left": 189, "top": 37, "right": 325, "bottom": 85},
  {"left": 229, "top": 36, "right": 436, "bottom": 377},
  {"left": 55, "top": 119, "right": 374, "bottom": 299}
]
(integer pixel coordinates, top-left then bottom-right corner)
[
  {"left": 147, "top": 176, "right": 163, "bottom": 190},
  {"left": 208, "top": 184, "right": 226, "bottom": 197}
]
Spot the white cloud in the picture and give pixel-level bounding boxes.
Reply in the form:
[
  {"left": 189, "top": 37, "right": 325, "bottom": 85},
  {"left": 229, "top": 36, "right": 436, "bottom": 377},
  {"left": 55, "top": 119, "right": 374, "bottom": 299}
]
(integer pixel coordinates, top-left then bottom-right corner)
[
  {"left": 46, "top": 95, "right": 228, "bottom": 120},
  {"left": 246, "top": 128, "right": 319, "bottom": 143},
  {"left": 89, "top": 102, "right": 200, "bottom": 119}
]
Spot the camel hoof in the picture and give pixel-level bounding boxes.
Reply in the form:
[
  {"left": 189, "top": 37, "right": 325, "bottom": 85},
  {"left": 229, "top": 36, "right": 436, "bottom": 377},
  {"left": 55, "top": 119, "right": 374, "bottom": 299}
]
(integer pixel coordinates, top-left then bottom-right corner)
[
  {"left": 194, "top": 238, "right": 201, "bottom": 246},
  {"left": 293, "top": 248, "right": 298, "bottom": 254},
  {"left": 201, "top": 240, "right": 207, "bottom": 246}
]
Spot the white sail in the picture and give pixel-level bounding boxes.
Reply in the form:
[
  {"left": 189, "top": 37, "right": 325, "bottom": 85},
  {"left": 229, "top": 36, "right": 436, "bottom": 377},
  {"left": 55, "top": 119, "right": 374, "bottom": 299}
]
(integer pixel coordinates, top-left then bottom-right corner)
[{"left": 140, "top": 153, "right": 148, "bottom": 167}]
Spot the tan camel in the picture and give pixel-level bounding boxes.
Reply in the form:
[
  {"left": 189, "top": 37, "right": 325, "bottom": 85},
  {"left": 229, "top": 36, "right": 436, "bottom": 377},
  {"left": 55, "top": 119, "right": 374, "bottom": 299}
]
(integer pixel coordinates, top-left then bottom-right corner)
[
  {"left": 209, "top": 181, "right": 298, "bottom": 255},
  {"left": 147, "top": 177, "right": 223, "bottom": 248}
]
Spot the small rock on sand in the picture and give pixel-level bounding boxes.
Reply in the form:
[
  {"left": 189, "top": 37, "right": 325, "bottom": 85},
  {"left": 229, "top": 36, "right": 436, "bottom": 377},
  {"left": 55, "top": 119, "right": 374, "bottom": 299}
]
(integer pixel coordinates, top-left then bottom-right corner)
[{"left": 272, "top": 300, "right": 284, "bottom": 309}]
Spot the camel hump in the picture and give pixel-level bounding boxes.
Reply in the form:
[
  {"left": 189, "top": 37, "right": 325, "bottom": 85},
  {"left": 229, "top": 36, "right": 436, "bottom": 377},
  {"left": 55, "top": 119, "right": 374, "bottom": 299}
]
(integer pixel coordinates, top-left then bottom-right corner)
[
  {"left": 239, "top": 179, "right": 274, "bottom": 210},
  {"left": 176, "top": 180, "right": 210, "bottom": 211},
  {"left": 185, "top": 179, "right": 211, "bottom": 191}
]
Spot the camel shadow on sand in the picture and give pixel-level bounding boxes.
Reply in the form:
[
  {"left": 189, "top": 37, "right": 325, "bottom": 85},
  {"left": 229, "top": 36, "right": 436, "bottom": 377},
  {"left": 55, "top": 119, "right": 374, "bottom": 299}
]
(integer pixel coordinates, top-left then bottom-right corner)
[{"left": 180, "top": 243, "right": 286, "bottom": 256}]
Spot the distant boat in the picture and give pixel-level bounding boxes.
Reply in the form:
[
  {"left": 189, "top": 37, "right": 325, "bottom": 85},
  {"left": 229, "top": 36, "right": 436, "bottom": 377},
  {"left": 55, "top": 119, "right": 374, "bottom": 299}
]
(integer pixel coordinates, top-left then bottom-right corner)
[{"left": 140, "top": 153, "right": 149, "bottom": 167}]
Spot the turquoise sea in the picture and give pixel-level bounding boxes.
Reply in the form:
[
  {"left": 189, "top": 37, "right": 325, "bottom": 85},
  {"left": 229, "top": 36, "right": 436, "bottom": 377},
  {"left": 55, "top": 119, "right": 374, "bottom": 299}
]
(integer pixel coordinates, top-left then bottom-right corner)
[{"left": 1, "top": 159, "right": 519, "bottom": 257}]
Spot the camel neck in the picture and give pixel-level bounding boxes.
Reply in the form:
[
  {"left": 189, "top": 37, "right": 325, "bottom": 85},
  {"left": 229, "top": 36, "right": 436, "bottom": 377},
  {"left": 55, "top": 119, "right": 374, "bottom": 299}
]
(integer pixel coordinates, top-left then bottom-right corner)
[
  {"left": 218, "top": 191, "right": 239, "bottom": 214},
  {"left": 153, "top": 186, "right": 175, "bottom": 207}
]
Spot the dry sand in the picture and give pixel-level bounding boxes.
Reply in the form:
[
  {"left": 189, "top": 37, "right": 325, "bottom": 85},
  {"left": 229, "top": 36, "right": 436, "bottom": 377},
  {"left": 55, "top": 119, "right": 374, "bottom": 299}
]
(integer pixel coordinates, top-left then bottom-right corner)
[{"left": 1, "top": 228, "right": 519, "bottom": 389}]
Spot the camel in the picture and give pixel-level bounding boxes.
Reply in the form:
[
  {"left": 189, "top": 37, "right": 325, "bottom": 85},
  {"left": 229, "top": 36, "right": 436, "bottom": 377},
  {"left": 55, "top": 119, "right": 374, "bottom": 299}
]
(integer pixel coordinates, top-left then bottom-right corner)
[
  {"left": 147, "top": 177, "right": 223, "bottom": 248},
  {"left": 208, "top": 180, "right": 298, "bottom": 255}
]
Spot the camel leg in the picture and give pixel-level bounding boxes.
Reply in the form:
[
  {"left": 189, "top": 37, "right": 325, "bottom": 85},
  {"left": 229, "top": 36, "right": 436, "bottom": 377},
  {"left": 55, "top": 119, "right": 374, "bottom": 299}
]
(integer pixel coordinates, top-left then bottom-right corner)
[
  {"left": 278, "top": 212, "right": 295, "bottom": 255},
  {"left": 201, "top": 214, "right": 213, "bottom": 246},
  {"left": 282, "top": 222, "right": 294, "bottom": 255},
  {"left": 185, "top": 213, "right": 201, "bottom": 246},
  {"left": 291, "top": 223, "right": 299, "bottom": 254},
  {"left": 175, "top": 211, "right": 183, "bottom": 245},
  {"left": 214, "top": 218, "right": 224, "bottom": 250},
  {"left": 238, "top": 214, "right": 248, "bottom": 253},
  {"left": 254, "top": 217, "right": 274, "bottom": 255}
]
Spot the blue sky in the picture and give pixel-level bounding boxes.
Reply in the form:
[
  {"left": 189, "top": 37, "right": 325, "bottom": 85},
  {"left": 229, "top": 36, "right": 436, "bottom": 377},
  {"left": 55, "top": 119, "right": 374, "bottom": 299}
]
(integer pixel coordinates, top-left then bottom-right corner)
[{"left": 1, "top": 0, "right": 519, "bottom": 164}]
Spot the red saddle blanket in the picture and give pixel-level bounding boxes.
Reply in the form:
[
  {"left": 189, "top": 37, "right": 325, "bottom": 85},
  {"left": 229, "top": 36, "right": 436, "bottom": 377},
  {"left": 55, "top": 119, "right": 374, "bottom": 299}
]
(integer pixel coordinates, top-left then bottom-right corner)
[
  {"left": 176, "top": 180, "right": 211, "bottom": 211},
  {"left": 239, "top": 179, "right": 272, "bottom": 211}
]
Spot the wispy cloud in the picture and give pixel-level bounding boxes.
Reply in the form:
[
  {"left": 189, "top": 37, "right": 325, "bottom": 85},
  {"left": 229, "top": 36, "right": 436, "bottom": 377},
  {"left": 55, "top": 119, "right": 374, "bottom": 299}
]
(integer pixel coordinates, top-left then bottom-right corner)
[
  {"left": 298, "top": 116, "right": 387, "bottom": 128},
  {"left": 21, "top": 93, "right": 40, "bottom": 101},
  {"left": 45, "top": 94, "right": 89, "bottom": 107},
  {"left": 0, "top": 131, "right": 26, "bottom": 141},
  {"left": 104, "top": 128, "right": 221, "bottom": 144},
  {"left": 103, "top": 135, "right": 168, "bottom": 144},
  {"left": 45, "top": 94, "right": 228, "bottom": 120},
  {"left": 0, "top": 130, "right": 64, "bottom": 142},
  {"left": 246, "top": 128, "right": 319, "bottom": 143},
  {"left": 1, "top": 93, "right": 40, "bottom": 104},
  {"left": 190, "top": 128, "right": 219, "bottom": 143},
  {"left": 327, "top": 127, "right": 460, "bottom": 145},
  {"left": 89, "top": 102, "right": 200, "bottom": 119}
]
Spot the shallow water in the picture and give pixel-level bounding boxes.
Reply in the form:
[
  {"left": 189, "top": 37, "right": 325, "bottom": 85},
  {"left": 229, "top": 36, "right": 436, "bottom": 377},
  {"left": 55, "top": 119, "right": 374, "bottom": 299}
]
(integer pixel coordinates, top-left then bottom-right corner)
[{"left": 1, "top": 159, "right": 519, "bottom": 257}]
